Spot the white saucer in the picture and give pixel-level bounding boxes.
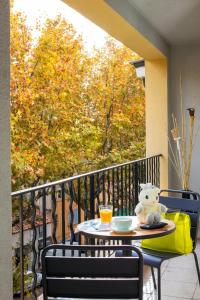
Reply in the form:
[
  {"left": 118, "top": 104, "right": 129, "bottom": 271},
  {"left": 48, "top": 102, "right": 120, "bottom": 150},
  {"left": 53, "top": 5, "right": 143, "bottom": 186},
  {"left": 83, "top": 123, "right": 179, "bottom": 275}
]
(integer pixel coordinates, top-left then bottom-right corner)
[{"left": 110, "top": 225, "right": 135, "bottom": 233}]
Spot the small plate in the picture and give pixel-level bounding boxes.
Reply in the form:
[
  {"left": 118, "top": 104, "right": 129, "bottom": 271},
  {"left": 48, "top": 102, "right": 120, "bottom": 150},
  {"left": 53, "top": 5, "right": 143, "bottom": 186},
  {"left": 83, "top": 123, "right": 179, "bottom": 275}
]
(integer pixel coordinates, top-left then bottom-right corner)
[{"left": 110, "top": 225, "right": 135, "bottom": 233}]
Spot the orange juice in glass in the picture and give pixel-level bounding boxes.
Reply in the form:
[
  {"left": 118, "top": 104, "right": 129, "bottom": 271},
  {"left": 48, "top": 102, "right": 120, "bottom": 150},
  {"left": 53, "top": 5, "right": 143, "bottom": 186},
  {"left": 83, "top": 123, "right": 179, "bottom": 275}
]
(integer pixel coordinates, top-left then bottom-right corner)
[{"left": 99, "top": 205, "right": 113, "bottom": 224}]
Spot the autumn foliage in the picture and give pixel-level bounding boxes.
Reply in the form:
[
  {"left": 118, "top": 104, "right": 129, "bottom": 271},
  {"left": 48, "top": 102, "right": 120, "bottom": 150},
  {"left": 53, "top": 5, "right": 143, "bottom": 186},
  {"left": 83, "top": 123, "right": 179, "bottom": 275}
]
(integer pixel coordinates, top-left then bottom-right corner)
[{"left": 11, "top": 8, "right": 145, "bottom": 190}]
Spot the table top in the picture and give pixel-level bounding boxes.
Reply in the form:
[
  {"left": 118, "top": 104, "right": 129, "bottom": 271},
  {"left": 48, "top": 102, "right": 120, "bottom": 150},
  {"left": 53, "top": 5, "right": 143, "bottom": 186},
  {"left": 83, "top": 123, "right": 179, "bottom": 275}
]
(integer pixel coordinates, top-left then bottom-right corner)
[{"left": 76, "top": 216, "right": 176, "bottom": 241}]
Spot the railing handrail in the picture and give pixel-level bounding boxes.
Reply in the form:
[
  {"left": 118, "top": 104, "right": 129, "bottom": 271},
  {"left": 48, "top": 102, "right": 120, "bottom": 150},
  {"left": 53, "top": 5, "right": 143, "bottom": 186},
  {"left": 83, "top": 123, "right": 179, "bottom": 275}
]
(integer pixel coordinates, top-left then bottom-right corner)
[{"left": 11, "top": 154, "right": 161, "bottom": 197}]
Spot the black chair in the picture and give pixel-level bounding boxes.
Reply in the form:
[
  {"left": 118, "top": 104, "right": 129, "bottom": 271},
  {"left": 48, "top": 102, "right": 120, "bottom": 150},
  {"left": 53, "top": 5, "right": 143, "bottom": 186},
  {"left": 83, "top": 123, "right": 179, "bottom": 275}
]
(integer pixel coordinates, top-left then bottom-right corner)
[
  {"left": 141, "top": 189, "right": 200, "bottom": 300},
  {"left": 42, "top": 244, "right": 144, "bottom": 300}
]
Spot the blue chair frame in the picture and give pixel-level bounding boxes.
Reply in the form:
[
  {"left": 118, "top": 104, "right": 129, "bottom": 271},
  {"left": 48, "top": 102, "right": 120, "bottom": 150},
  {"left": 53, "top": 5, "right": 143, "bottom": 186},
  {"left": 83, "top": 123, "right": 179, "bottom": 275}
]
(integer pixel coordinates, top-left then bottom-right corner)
[{"left": 141, "top": 189, "right": 200, "bottom": 300}]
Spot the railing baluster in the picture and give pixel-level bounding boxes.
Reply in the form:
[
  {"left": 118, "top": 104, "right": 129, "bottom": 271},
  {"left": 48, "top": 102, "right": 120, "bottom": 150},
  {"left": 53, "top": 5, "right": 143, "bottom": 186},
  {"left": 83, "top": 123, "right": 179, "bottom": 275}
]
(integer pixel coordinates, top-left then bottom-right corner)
[
  {"left": 149, "top": 158, "right": 152, "bottom": 182},
  {"left": 112, "top": 169, "right": 115, "bottom": 216},
  {"left": 84, "top": 177, "right": 88, "bottom": 220},
  {"left": 77, "top": 178, "right": 81, "bottom": 247},
  {"left": 61, "top": 183, "right": 65, "bottom": 244},
  {"left": 31, "top": 191, "right": 37, "bottom": 299},
  {"left": 158, "top": 156, "right": 160, "bottom": 187},
  {"left": 155, "top": 156, "right": 157, "bottom": 186},
  {"left": 121, "top": 166, "right": 124, "bottom": 215},
  {"left": 153, "top": 157, "right": 155, "bottom": 184},
  {"left": 152, "top": 156, "right": 155, "bottom": 184},
  {"left": 157, "top": 156, "right": 159, "bottom": 186},
  {"left": 152, "top": 156, "right": 154, "bottom": 183},
  {"left": 151, "top": 159, "right": 154, "bottom": 183},
  {"left": 116, "top": 168, "right": 120, "bottom": 215},
  {"left": 134, "top": 162, "right": 139, "bottom": 206},
  {"left": 96, "top": 173, "right": 100, "bottom": 217},
  {"left": 142, "top": 161, "right": 145, "bottom": 182},
  {"left": 42, "top": 188, "right": 47, "bottom": 249},
  {"left": 51, "top": 186, "right": 57, "bottom": 244},
  {"left": 68, "top": 181, "right": 75, "bottom": 244},
  {"left": 128, "top": 164, "right": 131, "bottom": 215},
  {"left": 125, "top": 165, "right": 128, "bottom": 215},
  {"left": 102, "top": 171, "right": 105, "bottom": 204},
  {"left": 77, "top": 178, "right": 81, "bottom": 223},
  {"left": 138, "top": 161, "right": 140, "bottom": 185},
  {"left": 89, "top": 175, "right": 95, "bottom": 249},
  {"left": 142, "top": 161, "right": 145, "bottom": 183},
  {"left": 19, "top": 195, "right": 24, "bottom": 300},
  {"left": 139, "top": 161, "right": 142, "bottom": 183},
  {"left": 153, "top": 157, "right": 156, "bottom": 185},
  {"left": 89, "top": 175, "right": 95, "bottom": 219},
  {"left": 132, "top": 162, "right": 135, "bottom": 211},
  {"left": 146, "top": 158, "right": 149, "bottom": 183},
  {"left": 138, "top": 161, "right": 141, "bottom": 187},
  {"left": 107, "top": 171, "right": 110, "bottom": 205}
]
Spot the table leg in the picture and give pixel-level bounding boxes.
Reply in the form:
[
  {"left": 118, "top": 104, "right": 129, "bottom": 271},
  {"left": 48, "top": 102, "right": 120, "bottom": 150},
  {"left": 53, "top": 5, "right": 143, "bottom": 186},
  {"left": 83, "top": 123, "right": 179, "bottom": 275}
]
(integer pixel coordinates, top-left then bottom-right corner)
[{"left": 122, "top": 240, "right": 132, "bottom": 256}]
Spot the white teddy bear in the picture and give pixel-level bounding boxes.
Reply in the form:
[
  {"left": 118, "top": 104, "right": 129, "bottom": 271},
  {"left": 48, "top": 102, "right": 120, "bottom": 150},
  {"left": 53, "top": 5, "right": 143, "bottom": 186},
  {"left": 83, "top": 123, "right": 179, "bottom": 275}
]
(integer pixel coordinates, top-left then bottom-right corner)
[{"left": 135, "top": 183, "right": 167, "bottom": 224}]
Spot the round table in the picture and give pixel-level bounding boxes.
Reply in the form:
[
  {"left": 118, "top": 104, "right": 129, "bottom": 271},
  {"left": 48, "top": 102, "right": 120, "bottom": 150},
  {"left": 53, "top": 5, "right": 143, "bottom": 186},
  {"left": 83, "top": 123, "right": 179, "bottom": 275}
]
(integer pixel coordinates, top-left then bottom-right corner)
[{"left": 77, "top": 216, "right": 176, "bottom": 242}]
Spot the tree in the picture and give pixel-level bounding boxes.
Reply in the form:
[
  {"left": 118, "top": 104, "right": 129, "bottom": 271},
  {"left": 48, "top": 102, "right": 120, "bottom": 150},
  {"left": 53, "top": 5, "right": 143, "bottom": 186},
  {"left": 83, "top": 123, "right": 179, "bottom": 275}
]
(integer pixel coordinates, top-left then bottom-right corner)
[
  {"left": 84, "top": 38, "right": 145, "bottom": 169},
  {"left": 11, "top": 13, "right": 91, "bottom": 189},
  {"left": 11, "top": 9, "right": 145, "bottom": 190},
  {"left": 11, "top": 8, "right": 35, "bottom": 189}
]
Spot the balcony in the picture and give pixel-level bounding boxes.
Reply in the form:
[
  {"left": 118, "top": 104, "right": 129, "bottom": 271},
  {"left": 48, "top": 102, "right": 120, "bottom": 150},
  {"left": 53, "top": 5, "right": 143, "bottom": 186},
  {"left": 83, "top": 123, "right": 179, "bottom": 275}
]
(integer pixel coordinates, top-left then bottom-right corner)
[
  {"left": 1, "top": 0, "right": 200, "bottom": 299},
  {"left": 12, "top": 155, "right": 160, "bottom": 299},
  {"left": 11, "top": 154, "right": 200, "bottom": 299}
]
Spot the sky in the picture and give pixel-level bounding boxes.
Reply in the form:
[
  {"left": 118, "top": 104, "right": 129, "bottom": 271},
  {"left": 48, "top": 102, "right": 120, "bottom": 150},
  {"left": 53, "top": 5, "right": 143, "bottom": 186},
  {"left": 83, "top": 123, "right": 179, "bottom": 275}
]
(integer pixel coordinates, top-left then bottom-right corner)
[{"left": 14, "top": 0, "right": 109, "bottom": 52}]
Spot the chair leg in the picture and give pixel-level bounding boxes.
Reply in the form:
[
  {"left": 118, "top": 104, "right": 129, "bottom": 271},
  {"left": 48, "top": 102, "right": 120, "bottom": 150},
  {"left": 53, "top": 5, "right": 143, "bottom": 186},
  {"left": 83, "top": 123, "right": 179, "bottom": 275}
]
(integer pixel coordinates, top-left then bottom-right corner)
[
  {"left": 157, "top": 267, "right": 161, "bottom": 300},
  {"left": 151, "top": 266, "right": 157, "bottom": 289},
  {"left": 193, "top": 250, "right": 200, "bottom": 285}
]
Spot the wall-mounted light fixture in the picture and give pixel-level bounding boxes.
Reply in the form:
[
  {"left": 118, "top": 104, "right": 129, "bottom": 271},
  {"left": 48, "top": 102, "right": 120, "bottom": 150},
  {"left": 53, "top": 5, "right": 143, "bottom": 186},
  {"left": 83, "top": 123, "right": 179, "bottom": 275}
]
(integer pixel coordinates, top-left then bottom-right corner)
[{"left": 129, "top": 59, "right": 145, "bottom": 86}]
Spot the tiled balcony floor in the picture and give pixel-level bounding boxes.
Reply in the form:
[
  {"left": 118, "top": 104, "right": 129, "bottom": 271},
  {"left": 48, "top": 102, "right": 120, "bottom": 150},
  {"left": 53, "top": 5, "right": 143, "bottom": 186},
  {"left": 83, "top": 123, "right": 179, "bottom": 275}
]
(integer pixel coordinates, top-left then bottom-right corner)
[
  {"left": 143, "top": 241, "right": 200, "bottom": 300},
  {"left": 38, "top": 240, "right": 200, "bottom": 300}
]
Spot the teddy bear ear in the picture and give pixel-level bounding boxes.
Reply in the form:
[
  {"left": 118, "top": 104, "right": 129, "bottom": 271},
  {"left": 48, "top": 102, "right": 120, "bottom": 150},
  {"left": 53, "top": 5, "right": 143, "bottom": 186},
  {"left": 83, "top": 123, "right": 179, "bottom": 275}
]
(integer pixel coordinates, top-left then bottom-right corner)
[
  {"left": 155, "top": 187, "right": 160, "bottom": 193},
  {"left": 140, "top": 183, "right": 146, "bottom": 190},
  {"left": 146, "top": 183, "right": 153, "bottom": 188}
]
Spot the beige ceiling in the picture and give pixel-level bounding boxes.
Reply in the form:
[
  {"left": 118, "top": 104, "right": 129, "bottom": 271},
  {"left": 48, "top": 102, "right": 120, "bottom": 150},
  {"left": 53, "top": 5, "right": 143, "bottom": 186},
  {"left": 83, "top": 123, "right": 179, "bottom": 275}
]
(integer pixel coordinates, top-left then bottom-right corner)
[{"left": 129, "top": 0, "right": 200, "bottom": 45}]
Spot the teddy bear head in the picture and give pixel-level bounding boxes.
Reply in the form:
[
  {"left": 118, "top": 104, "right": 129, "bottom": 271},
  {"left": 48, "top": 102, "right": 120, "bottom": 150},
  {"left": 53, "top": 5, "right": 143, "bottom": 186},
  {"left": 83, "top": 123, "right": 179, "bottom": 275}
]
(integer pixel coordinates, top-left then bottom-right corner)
[{"left": 139, "top": 183, "right": 160, "bottom": 206}]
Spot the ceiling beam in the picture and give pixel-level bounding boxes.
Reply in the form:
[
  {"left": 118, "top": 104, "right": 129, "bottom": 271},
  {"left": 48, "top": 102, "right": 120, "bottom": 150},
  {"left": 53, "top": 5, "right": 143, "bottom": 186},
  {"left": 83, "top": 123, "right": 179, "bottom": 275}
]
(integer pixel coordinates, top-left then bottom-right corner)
[{"left": 63, "top": 0, "right": 168, "bottom": 60}]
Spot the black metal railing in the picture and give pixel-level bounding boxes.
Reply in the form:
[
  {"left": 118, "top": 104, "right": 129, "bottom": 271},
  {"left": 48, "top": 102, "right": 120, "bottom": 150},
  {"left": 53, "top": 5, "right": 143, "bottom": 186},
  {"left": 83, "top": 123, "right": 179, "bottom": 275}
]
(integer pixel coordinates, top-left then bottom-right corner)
[{"left": 11, "top": 154, "right": 161, "bottom": 299}]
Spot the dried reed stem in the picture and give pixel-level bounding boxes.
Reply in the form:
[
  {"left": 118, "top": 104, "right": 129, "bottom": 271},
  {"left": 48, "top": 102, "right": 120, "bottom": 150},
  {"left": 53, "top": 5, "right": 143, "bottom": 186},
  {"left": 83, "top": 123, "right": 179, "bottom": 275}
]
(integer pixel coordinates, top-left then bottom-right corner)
[
  {"left": 169, "top": 75, "right": 196, "bottom": 190},
  {"left": 168, "top": 136, "right": 180, "bottom": 171},
  {"left": 168, "top": 154, "right": 182, "bottom": 184},
  {"left": 180, "top": 75, "right": 188, "bottom": 189},
  {"left": 170, "top": 113, "right": 184, "bottom": 187},
  {"left": 186, "top": 109, "right": 195, "bottom": 188}
]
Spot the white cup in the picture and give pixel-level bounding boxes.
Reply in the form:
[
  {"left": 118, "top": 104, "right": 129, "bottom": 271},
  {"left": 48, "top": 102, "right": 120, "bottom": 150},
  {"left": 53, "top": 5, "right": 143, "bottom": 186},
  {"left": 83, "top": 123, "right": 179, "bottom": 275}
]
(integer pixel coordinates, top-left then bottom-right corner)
[{"left": 112, "top": 216, "right": 132, "bottom": 230}]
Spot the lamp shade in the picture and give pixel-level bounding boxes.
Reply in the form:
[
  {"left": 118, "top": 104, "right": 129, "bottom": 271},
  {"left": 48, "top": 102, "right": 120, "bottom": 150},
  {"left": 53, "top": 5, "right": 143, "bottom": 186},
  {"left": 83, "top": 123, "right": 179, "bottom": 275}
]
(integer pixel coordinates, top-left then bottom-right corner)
[{"left": 130, "top": 59, "right": 145, "bottom": 78}]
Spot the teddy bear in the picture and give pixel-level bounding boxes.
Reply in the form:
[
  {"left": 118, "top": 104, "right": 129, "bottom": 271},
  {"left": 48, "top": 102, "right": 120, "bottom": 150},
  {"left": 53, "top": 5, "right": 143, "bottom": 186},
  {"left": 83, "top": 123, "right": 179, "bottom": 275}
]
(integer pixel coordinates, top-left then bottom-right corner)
[{"left": 134, "top": 183, "right": 167, "bottom": 224}]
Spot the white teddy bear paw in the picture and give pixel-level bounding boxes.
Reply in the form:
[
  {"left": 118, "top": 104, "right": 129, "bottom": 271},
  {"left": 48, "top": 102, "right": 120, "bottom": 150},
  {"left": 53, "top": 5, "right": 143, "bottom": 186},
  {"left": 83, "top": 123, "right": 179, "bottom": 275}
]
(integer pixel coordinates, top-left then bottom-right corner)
[
  {"left": 146, "top": 214, "right": 155, "bottom": 225},
  {"left": 154, "top": 212, "right": 161, "bottom": 223}
]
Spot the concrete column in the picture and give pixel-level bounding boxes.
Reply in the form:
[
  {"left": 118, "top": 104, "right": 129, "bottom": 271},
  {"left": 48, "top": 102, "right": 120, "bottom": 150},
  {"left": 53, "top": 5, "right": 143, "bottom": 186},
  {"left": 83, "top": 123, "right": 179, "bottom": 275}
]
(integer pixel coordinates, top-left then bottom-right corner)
[
  {"left": 0, "top": 0, "right": 12, "bottom": 299},
  {"left": 145, "top": 59, "right": 169, "bottom": 189}
]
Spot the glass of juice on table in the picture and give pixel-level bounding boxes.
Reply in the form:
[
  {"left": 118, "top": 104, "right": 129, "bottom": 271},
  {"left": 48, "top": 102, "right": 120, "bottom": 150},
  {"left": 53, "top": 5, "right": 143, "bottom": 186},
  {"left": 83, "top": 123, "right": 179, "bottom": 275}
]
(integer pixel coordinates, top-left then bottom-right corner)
[{"left": 99, "top": 205, "right": 113, "bottom": 226}]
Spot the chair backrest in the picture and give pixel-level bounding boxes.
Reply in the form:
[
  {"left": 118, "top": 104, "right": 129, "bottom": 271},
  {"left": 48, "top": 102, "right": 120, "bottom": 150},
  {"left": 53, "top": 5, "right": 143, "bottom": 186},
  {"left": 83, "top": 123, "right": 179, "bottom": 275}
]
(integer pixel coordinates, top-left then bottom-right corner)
[
  {"left": 160, "top": 189, "right": 200, "bottom": 249},
  {"left": 42, "top": 244, "right": 143, "bottom": 300}
]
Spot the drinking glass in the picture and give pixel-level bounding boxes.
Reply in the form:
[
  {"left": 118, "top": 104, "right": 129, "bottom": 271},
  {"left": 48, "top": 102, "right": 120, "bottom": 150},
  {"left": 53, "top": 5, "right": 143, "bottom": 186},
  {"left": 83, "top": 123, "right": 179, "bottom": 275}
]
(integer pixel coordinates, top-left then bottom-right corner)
[{"left": 99, "top": 205, "right": 113, "bottom": 224}]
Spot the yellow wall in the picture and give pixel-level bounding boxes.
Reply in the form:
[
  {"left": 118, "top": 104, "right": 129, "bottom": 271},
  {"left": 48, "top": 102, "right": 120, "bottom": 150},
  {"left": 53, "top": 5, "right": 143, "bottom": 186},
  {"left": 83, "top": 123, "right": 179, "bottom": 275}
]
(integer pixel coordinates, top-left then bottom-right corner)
[{"left": 145, "top": 60, "right": 168, "bottom": 188}]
